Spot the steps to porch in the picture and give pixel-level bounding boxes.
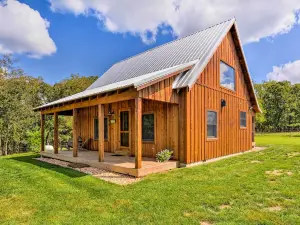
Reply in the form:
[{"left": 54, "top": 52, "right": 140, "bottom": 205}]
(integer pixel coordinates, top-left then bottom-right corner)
[{"left": 41, "top": 150, "right": 179, "bottom": 177}]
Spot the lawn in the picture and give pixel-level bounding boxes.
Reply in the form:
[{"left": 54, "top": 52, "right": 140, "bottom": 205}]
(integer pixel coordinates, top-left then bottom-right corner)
[
  {"left": 1, "top": 135, "right": 300, "bottom": 224},
  {"left": 256, "top": 132, "right": 300, "bottom": 146}
]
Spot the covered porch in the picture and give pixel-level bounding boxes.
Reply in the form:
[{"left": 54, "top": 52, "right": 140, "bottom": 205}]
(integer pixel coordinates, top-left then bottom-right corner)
[
  {"left": 38, "top": 84, "right": 181, "bottom": 177},
  {"left": 41, "top": 150, "right": 179, "bottom": 177}
]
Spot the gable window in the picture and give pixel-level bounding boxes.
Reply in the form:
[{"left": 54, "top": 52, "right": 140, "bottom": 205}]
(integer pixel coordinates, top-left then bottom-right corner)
[
  {"left": 94, "top": 118, "right": 109, "bottom": 141},
  {"left": 220, "top": 61, "right": 235, "bottom": 91},
  {"left": 240, "top": 112, "right": 247, "bottom": 128},
  {"left": 142, "top": 114, "right": 155, "bottom": 142},
  {"left": 207, "top": 111, "right": 217, "bottom": 138}
]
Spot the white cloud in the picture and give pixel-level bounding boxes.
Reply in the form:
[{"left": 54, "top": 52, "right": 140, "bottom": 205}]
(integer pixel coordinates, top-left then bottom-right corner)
[
  {"left": 0, "top": 0, "right": 56, "bottom": 58},
  {"left": 49, "top": 0, "right": 300, "bottom": 44},
  {"left": 267, "top": 60, "right": 300, "bottom": 84}
]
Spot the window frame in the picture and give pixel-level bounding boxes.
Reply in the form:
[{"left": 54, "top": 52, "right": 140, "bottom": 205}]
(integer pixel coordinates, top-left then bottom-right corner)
[
  {"left": 240, "top": 111, "right": 247, "bottom": 128},
  {"left": 220, "top": 60, "right": 236, "bottom": 92},
  {"left": 94, "top": 117, "right": 109, "bottom": 141},
  {"left": 206, "top": 110, "right": 218, "bottom": 140},
  {"left": 142, "top": 112, "right": 155, "bottom": 143}
]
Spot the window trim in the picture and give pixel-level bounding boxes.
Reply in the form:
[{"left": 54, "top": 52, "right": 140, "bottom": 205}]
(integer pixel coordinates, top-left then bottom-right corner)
[
  {"left": 220, "top": 60, "right": 236, "bottom": 92},
  {"left": 94, "top": 117, "right": 109, "bottom": 141},
  {"left": 206, "top": 110, "right": 218, "bottom": 140},
  {"left": 240, "top": 111, "right": 247, "bottom": 129},
  {"left": 142, "top": 112, "right": 155, "bottom": 143}
]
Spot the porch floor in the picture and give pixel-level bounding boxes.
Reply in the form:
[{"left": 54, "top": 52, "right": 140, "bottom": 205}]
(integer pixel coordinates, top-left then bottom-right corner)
[{"left": 40, "top": 150, "right": 179, "bottom": 177}]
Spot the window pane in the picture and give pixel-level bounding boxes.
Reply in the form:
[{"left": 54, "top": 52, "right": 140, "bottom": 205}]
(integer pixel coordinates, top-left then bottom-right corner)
[
  {"left": 94, "top": 118, "right": 99, "bottom": 140},
  {"left": 207, "top": 111, "right": 217, "bottom": 138},
  {"left": 104, "top": 118, "right": 108, "bottom": 140},
  {"left": 207, "top": 125, "right": 217, "bottom": 138},
  {"left": 142, "top": 114, "right": 154, "bottom": 141},
  {"left": 121, "top": 133, "right": 129, "bottom": 147},
  {"left": 207, "top": 111, "right": 217, "bottom": 125},
  {"left": 120, "top": 111, "right": 129, "bottom": 131},
  {"left": 240, "top": 112, "right": 247, "bottom": 127},
  {"left": 220, "top": 61, "right": 235, "bottom": 90}
]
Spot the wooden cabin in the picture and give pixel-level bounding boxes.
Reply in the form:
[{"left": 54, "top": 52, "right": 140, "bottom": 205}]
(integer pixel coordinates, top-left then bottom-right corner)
[{"left": 35, "top": 19, "right": 260, "bottom": 177}]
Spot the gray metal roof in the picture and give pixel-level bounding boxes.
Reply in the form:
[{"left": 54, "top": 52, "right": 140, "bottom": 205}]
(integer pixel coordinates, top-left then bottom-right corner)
[
  {"left": 88, "top": 18, "right": 235, "bottom": 90},
  {"left": 36, "top": 18, "right": 262, "bottom": 112},
  {"left": 34, "top": 60, "right": 197, "bottom": 109}
]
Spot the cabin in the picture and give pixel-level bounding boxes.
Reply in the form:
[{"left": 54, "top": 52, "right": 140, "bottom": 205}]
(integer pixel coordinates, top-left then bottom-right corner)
[{"left": 35, "top": 19, "right": 260, "bottom": 177}]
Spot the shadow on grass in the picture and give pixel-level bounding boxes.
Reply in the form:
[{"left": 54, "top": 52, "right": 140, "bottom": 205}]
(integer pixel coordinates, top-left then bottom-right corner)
[{"left": 9, "top": 154, "right": 87, "bottom": 178}]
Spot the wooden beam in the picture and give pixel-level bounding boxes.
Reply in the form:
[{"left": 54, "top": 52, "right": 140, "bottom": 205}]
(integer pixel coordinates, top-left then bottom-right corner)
[
  {"left": 135, "top": 98, "right": 142, "bottom": 169},
  {"left": 98, "top": 104, "right": 105, "bottom": 162},
  {"left": 53, "top": 112, "right": 58, "bottom": 154},
  {"left": 40, "top": 89, "right": 138, "bottom": 115},
  {"left": 40, "top": 113, "right": 45, "bottom": 152},
  {"left": 73, "top": 108, "right": 78, "bottom": 157}
]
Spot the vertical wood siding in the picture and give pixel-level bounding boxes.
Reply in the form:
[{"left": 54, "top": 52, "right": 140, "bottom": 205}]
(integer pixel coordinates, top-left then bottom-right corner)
[
  {"left": 138, "top": 76, "right": 180, "bottom": 104},
  {"left": 76, "top": 99, "right": 179, "bottom": 159},
  {"left": 183, "top": 30, "right": 255, "bottom": 164}
]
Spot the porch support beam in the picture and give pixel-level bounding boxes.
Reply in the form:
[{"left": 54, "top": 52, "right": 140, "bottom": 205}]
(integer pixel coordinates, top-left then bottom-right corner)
[
  {"left": 98, "top": 104, "right": 105, "bottom": 162},
  {"left": 73, "top": 108, "right": 78, "bottom": 157},
  {"left": 135, "top": 97, "right": 142, "bottom": 169},
  {"left": 53, "top": 112, "right": 58, "bottom": 154},
  {"left": 40, "top": 113, "right": 45, "bottom": 152}
]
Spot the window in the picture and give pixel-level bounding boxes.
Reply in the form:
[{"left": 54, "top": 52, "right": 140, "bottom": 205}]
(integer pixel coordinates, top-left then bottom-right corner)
[
  {"left": 104, "top": 118, "right": 108, "bottom": 140},
  {"left": 94, "top": 118, "right": 99, "bottom": 140},
  {"left": 94, "top": 118, "right": 109, "bottom": 141},
  {"left": 142, "top": 114, "right": 155, "bottom": 141},
  {"left": 207, "top": 111, "right": 217, "bottom": 138},
  {"left": 240, "top": 112, "right": 247, "bottom": 128},
  {"left": 220, "top": 61, "right": 235, "bottom": 91}
]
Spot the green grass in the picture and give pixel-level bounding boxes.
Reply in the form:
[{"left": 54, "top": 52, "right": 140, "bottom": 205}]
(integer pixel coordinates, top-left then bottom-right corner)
[
  {"left": 1, "top": 136, "right": 300, "bottom": 224},
  {"left": 256, "top": 132, "right": 300, "bottom": 146}
]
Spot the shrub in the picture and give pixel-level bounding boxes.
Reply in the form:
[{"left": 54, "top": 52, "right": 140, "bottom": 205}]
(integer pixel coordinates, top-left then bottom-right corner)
[{"left": 156, "top": 149, "right": 173, "bottom": 162}]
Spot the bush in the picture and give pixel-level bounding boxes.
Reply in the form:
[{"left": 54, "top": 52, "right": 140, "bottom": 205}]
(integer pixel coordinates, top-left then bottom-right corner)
[{"left": 156, "top": 149, "right": 173, "bottom": 162}]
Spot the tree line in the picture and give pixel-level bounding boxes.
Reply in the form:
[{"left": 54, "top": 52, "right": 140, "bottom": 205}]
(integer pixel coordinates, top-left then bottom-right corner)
[
  {"left": 255, "top": 81, "right": 300, "bottom": 132},
  {"left": 0, "top": 55, "right": 97, "bottom": 155}
]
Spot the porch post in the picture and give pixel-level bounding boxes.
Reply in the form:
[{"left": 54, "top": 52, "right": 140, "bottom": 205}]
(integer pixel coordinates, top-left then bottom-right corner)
[
  {"left": 40, "top": 113, "right": 45, "bottom": 152},
  {"left": 135, "top": 98, "right": 142, "bottom": 169},
  {"left": 53, "top": 112, "right": 58, "bottom": 154},
  {"left": 98, "top": 104, "right": 105, "bottom": 162},
  {"left": 73, "top": 108, "right": 78, "bottom": 157}
]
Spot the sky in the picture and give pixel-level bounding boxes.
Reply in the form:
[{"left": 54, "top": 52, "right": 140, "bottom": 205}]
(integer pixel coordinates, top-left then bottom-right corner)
[{"left": 1, "top": 0, "right": 300, "bottom": 85}]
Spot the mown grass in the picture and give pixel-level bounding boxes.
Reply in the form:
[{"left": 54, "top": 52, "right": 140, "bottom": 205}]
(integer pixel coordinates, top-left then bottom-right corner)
[
  {"left": 1, "top": 135, "right": 300, "bottom": 224},
  {"left": 256, "top": 132, "right": 300, "bottom": 146}
]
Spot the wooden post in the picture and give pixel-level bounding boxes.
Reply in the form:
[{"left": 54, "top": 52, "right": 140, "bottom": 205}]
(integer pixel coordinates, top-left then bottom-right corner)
[
  {"left": 53, "top": 112, "right": 58, "bottom": 154},
  {"left": 73, "top": 108, "right": 78, "bottom": 157},
  {"left": 135, "top": 98, "right": 142, "bottom": 169},
  {"left": 41, "top": 113, "right": 45, "bottom": 152},
  {"left": 98, "top": 104, "right": 105, "bottom": 162}
]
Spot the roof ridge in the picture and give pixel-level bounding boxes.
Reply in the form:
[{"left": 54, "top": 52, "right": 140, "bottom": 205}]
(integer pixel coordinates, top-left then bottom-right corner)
[{"left": 113, "top": 18, "right": 235, "bottom": 66}]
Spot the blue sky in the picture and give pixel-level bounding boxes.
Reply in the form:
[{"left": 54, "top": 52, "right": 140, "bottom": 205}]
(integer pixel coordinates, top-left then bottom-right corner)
[{"left": 1, "top": 0, "right": 300, "bottom": 85}]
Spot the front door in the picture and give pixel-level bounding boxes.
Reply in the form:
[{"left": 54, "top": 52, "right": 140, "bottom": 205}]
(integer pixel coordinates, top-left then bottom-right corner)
[{"left": 120, "top": 110, "right": 130, "bottom": 150}]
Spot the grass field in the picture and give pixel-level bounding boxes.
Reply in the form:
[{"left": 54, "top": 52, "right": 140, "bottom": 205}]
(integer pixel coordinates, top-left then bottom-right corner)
[
  {"left": 256, "top": 132, "right": 300, "bottom": 146},
  {"left": 1, "top": 134, "right": 300, "bottom": 224}
]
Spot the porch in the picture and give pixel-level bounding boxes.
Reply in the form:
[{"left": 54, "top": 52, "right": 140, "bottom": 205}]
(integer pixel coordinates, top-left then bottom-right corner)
[{"left": 41, "top": 150, "right": 179, "bottom": 177}]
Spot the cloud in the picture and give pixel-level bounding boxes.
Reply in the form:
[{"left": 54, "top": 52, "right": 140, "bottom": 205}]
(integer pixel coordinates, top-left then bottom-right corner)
[
  {"left": 0, "top": 0, "right": 56, "bottom": 58},
  {"left": 267, "top": 60, "right": 300, "bottom": 83},
  {"left": 49, "top": 0, "right": 300, "bottom": 44}
]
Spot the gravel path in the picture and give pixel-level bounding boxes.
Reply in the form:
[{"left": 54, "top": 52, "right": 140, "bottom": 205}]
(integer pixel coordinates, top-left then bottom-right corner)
[{"left": 36, "top": 157, "right": 141, "bottom": 185}]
